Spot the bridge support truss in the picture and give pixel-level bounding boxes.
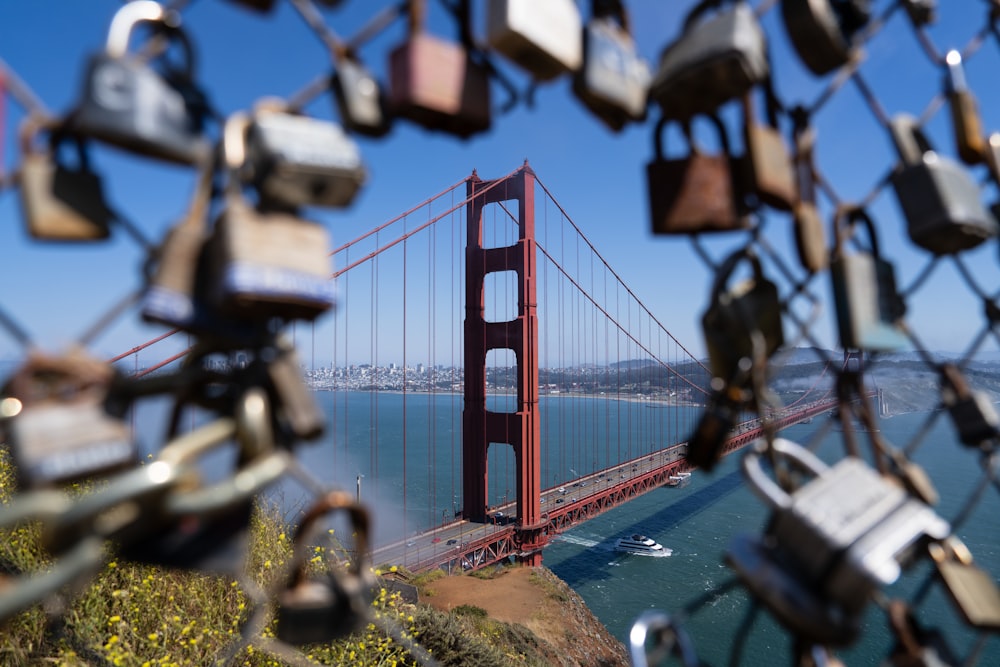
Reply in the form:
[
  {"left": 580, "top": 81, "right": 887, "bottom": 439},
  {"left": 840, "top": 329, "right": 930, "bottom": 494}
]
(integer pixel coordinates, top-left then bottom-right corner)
[{"left": 463, "top": 164, "right": 545, "bottom": 565}]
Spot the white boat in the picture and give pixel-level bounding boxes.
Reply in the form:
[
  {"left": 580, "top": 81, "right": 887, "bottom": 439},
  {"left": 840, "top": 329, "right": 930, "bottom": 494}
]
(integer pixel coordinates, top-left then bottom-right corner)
[
  {"left": 667, "top": 472, "right": 692, "bottom": 488},
  {"left": 615, "top": 534, "right": 672, "bottom": 557}
]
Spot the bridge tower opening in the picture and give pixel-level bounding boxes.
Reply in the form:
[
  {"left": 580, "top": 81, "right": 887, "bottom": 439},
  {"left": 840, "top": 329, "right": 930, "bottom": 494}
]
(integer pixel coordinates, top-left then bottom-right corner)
[{"left": 463, "top": 163, "right": 546, "bottom": 565}]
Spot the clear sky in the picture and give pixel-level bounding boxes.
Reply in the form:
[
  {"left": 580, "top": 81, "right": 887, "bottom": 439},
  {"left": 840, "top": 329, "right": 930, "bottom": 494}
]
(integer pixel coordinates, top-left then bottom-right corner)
[{"left": 2, "top": 1, "right": 999, "bottom": 365}]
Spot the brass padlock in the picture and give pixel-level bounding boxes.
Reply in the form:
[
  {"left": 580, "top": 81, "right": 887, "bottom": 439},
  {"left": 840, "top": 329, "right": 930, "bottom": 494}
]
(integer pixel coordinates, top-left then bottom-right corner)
[
  {"left": 649, "top": 0, "right": 768, "bottom": 121},
  {"left": 944, "top": 49, "right": 985, "bottom": 166},
  {"left": 387, "top": 0, "right": 491, "bottom": 138},
  {"left": 741, "top": 81, "right": 796, "bottom": 211},
  {"left": 17, "top": 116, "right": 113, "bottom": 242},
  {"left": 929, "top": 537, "right": 1000, "bottom": 631},
  {"left": 888, "top": 113, "right": 997, "bottom": 255},
  {"left": 646, "top": 113, "right": 748, "bottom": 234},
  {"left": 141, "top": 157, "right": 215, "bottom": 331},
  {"left": 69, "top": 0, "right": 210, "bottom": 165},
  {"left": 210, "top": 113, "right": 337, "bottom": 322},
  {"left": 701, "top": 247, "right": 784, "bottom": 385},
  {"left": 276, "top": 491, "right": 375, "bottom": 645},
  {"left": 791, "top": 112, "right": 828, "bottom": 273},
  {"left": 486, "top": 0, "right": 583, "bottom": 81},
  {"left": 829, "top": 206, "right": 908, "bottom": 351},
  {"left": 0, "top": 347, "right": 137, "bottom": 489},
  {"left": 572, "top": 1, "right": 651, "bottom": 132},
  {"left": 780, "top": 0, "right": 871, "bottom": 76},
  {"left": 243, "top": 100, "right": 368, "bottom": 210}
]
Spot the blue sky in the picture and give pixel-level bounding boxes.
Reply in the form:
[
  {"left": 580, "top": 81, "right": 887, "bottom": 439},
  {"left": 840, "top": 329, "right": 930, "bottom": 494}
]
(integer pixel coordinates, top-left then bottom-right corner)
[{"left": 2, "top": 1, "right": 999, "bottom": 365}]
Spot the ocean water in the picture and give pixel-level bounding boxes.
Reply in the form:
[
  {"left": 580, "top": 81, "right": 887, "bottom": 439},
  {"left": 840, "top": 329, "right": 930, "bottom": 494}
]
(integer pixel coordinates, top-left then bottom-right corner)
[{"left": 134, "top": 392, "right": 1000, "bottom": 664}]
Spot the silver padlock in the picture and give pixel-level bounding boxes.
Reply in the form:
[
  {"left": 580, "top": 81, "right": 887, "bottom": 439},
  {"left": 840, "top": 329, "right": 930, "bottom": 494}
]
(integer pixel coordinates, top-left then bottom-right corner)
[
  {"left": 69, "top": 0, "right": 210, "bottom": 165},
  {"left": 940, "top": 363, "right": 1000, "bottom": 448},
  {"left": 486, "top": 0, "right": 582, "bottom": 81},
  {"left": 780, "top": 0, "right": 871, "bottom": 76},
  {"left": 649, "top": 0, "right": 768, "bottom": 121},
  {"left": 888, "top": 113, "right": 997, "bottom": 255},
  {"left": 742, "top": 438, "right": 949, "bottom": 614},
  {"left": 572, "top": 3, "right": 651, "bottom": 132},
  {"left": 244, "top": 99, "right": 368, "bottom": 210}
]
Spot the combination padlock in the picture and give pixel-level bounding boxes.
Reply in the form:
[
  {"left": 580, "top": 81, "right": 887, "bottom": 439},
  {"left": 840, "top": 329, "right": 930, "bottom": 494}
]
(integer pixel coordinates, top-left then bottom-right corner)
[
  {"left": 928, "top": 537, "right": 1000, "bottom": 631},
  {"left": 387, "top": 0, "right": 490, "bottom": 138},
  {"left": 17, "top": 116, "right": 114, "bottom": 242},
  {"left": 275, "top": 491, "right": 375, "bottom": 645},
  {"left": 646, "top": 113, "right": 748, "bottom": 234},
  {"left": 0, "top": 347, "right": 137, "bottom": 489},
  {"left": 829, "top": 206, "right": 908, "bottom": 351},
  {"left": 209, "top": 113, "right": 337, "bottom": 323},
  {"left": 741, "top": 438, "right": 949, "bottom": 618},
  {"left": 572, "top": 0, "right": 651, "bottom": 132},
  {"left": 939, "top": 363, "right": 999, "bottom": 448},
  {"left": 701, "top": 248, "right": 784, "bottom": 386},
  {"left": 888, "top": 113, "right": 997, "bottom": 255},
  {"left": 486, "top": 0, "right": 582, "bottom": 82},
  {"left": 69, "top": 0, "right": 210, "bottom": 165},
  {"left": 649, "top": 0, "right": 768, "bottom": 121},
  {"left": 741, "top": 79, "right": 796, "bottom": 211},
  {"left": 780, "top": 0, "right": 871, "bottom": 76},
  {"left": 243, "top": 99, "right": 368, "bottom": 210}
]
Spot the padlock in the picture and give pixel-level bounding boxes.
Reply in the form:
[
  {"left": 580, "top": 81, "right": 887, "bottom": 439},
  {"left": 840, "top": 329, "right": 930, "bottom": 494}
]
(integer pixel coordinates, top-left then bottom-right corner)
[
  {"left": 69, "top": 0, "right": 210, "bottom": 165},
  {"left": 331, "top": 54, "right": 392, "bottom": 138},
  {"left": 685, "top": 388, "right": 738, "bottom": 471},
  {"left": 486, "top": 0, "right": 582, "bottom": 81},
  {"left": 791, "top": 112, "right": 828, "bottom": 273},
  {"left": 939, "top": 363, "right": 1000, "bottom": 448},
  {"left": 276, "top": 491, "right": 375, "bottom": 645},
  {"left": 571, "top": 1, "right": 651, "bottom": 132},
  {"left": 266, "top": 337, "right": 326, "bottom": 441},
  {"left": 649, "top": 0, "right": 768, "bottom": 121},
  {"left": 885, "top": 599, "right": 960, "bottom": 667},
  {"left": 17, "top": 116, "right": 113, "bottom": 242},
  {"left": 222, "top": 0, "right": 276, "bottom": 12},
  {"left": 829, "top": 207, "right": 908, "bottom": 351},
  {"left": 209, "top": 113, "right": 337, "bottom": 322},
  {"left": 780, "top": 0, "right": 871, "bottom": 76},
  {"left": 741, "top": 81, "right": 796, "bottom": 211},
  {"left": 140, "top": 157, "right": 215, "bottom": 331},
  {"left": 742, "top": 438, "right": 950, "bottom": 615},
  {"left": 243, "top": 100, "right": 368, "bottom": 210},
  {"left": 0, "top": 347, "right": 137, "bottom": 489},
  {"left": 387, "top": 0, "right": 491, "bottom": 138},
  {"left": 944, "top": 50, "right": 985, "bottom": 166},
  {"left": 888, "top": 113, "right": 997, "bottom": 255},
  {"left": 928, "top": 537, "right": 1000, "bottom": 631},
  {"left": 725, "top": 531, "right": 862, "bottom": 646},
  {"left": 627, "top": 610, "right": 701, "bottom": 667},
  {"left": 701, "top": 248, "right": 784, "bottom": 385},
  {"left": 901, "top": 0, "right": 936, "bottom": 27},
  {"left": 646, "top": 113, "right": 748, "bottom": 234}
]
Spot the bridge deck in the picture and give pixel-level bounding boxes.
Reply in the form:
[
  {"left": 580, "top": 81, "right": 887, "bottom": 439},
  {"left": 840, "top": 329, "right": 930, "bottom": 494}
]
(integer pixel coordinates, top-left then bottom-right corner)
[{"left": 372, "top": 399, "right": 838, "bottom": 573}]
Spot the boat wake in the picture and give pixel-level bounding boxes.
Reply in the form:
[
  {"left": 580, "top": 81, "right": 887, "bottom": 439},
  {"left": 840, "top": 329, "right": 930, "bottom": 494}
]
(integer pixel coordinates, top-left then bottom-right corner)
[{"left": 556, "top": 534, "right": 602, "bottom": 548}]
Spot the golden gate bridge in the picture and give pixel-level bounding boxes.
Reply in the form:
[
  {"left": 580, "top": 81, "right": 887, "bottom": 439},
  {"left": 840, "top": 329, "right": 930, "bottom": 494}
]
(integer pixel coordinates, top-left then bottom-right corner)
[{"left": 108, "top": 162, "right": 837, "bottom": 574}]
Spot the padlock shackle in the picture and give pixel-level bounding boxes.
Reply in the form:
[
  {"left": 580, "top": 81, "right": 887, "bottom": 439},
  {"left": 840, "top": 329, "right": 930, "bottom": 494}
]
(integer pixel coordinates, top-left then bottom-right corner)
[
  {"left": 888, "top": 113, "right": 935, "bottom": 166},
  {"left": 105, "top": 0, "right": 191, "bottom": 77},
  {"left": 741, "top": 437, "right": 829, "bottom": 511},
  {"left": 288, "top": 490, "right": 372, "bottom": 586},
  {"left": 653, "top": 112, "right": 730, "bottom": 161},
  {"left": 590, "top": 0, "right": 632, "bottom": 35},
  {"left": 628, "top": 610, "right": 701, "bottom": 667},
  {"left": 708, "top": 246, "right": 765, "bottom": 302},
  {"left": 790, "top": 105, "right": 817, "bottom": 204},
  {"left": 682, "top": 0, "right": 745, "bottom": 31},
  {"left": 831, "top": 205, "right": 882, "bottom": 259},
  {"left": 19, "top": 115, "right": 96, "bottom": 175},
  {"left": 405, "top": 0, "right": 426, "bottom": 36}
]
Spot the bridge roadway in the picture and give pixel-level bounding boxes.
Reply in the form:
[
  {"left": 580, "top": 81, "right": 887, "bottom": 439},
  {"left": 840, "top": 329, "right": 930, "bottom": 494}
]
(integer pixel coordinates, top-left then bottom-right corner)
[{"left": 371, "top": 399, "right": 839, "bottom": 574}]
